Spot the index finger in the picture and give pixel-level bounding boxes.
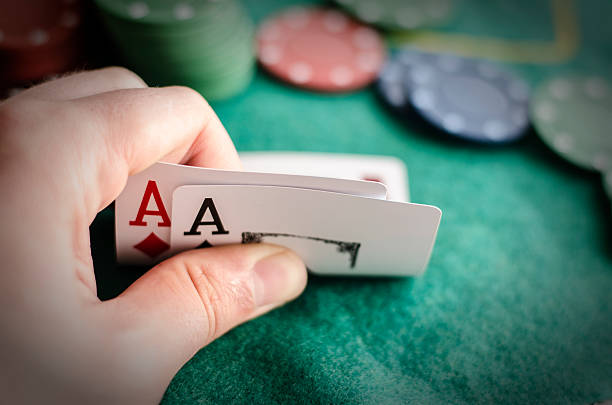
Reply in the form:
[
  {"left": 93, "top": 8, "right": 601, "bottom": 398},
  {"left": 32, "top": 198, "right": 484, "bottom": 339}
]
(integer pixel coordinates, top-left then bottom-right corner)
[
  {"left": 72, "top": 85, "right": 242, "bottom": 215},
  {"left": 18, "top": 67, "right": 148, "bottom": 101}
]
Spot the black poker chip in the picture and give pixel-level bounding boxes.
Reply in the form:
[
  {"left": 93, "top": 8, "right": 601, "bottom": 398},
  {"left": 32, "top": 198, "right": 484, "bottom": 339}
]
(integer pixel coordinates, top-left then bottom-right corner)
[
  {"left": 378, "top": 48, "right": 531, "bottom": 143},
  {"left": 377, "top": 57, "right": 411, "bottom": 112}
]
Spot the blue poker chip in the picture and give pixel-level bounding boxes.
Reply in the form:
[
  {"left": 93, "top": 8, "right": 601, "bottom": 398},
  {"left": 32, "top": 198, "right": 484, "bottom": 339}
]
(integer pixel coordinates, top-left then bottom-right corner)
[
  {"left": 393, "top": 49, "right": 531, "bottom": 143},
  {"left": 377, "top": 57, "right": 411, "bottom": 112}
]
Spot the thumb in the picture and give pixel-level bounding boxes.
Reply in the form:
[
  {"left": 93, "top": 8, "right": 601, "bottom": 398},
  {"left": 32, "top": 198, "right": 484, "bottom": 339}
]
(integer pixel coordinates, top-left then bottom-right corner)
[{"left": 104, "top": 243, "right": 306, "bottom": 388}]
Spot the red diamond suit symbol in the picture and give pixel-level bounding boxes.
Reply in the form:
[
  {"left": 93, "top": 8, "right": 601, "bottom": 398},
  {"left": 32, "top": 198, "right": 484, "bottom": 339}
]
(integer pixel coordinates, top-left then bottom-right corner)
[{"left": 133, "top": 232, "right": 170, "bottom": 258}]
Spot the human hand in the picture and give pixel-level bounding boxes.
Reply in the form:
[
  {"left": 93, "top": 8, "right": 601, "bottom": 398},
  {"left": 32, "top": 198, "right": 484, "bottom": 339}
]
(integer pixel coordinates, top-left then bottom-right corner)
[{"left": 0, "top": 68, "right": 307, "bottom": 404}]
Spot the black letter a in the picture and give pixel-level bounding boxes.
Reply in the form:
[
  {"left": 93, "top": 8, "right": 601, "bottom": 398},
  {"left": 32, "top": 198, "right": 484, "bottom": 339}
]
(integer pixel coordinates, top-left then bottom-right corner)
[{"left": 184, "top": 198, "right": 230, "bottom": 236}]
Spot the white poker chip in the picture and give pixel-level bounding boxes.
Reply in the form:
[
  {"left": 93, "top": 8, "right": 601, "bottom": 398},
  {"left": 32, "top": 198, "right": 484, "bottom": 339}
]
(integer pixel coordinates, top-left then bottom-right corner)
[{"left": 530, "top": 75, "right": 612, "bottom": 172}]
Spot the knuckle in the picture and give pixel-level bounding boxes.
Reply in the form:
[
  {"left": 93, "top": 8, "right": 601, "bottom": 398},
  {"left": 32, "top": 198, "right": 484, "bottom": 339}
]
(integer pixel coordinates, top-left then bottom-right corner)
[
  {"left": 185, "top": 263, "right": 220, "bottom": 342},
  {"left": 182, "top": 258, "right": 256, "bottom": 341},
  {"left": 101, "top": 66, "right": 147, "bottom": 88},
  {"left": 169, "top": 85, "right": 210, "bottom": 111}
]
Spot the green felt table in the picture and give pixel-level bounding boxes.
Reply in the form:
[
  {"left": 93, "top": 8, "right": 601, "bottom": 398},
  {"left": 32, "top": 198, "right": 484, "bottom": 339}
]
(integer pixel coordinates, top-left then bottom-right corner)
[{"left": 91, "top": 0, "right": 612, "bottom": 403}]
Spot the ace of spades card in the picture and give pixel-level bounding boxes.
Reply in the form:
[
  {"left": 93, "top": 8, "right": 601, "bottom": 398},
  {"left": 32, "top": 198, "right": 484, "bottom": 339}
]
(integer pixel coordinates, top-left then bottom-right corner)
[{"left": 169, "top": 185, "right": 441, "bottom": 276}]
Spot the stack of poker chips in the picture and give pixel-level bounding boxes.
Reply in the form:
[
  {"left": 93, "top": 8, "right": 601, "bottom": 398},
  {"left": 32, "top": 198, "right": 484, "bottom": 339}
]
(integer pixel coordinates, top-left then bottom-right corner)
[
  {"left": 377, "top": 49, "right": 611, "bottom": 206},
  {"left": 530, "top": 74, "right": 612, "bottom": 208},
  {"left": 0, "top": 0, "right": 85, "bottom": 92},
  {"left": 334, "top": 0, "right": 453, "bottom": 30},
  {"left": 376, "top": 49, "right": 531, "bottom": 144},
  {"left": 94, "top": 0, "right": 255, "bottom": 101}
]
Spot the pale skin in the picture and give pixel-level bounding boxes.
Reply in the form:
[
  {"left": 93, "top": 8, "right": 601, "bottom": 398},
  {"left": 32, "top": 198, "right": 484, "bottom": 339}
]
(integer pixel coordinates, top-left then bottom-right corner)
[{"left": 0, "top": 68, "right": 307, "bottom": 404}]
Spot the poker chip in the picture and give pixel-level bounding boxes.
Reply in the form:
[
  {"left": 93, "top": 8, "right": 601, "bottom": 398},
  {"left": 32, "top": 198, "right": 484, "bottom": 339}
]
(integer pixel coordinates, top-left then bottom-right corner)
[
  {"left": 94, "top": 0, "right": 255, "bottom": 101},
  {"left": 0, "top": 0, "right": 85, "bottom": 88},
  {"left": 530, "top": 75, "right": 612, "bottom": 172},
  {"left": 390, "top": 49, "right": 530, "bottom": 143},
  {"left": 256, "top": 7, "right": 386, "bottom": 92},
  {"left": 334, "top": 0, "right": 453, "bottom": 30},
  {"left": 377, "top": 56, "right": 411, "bottom": 112}
]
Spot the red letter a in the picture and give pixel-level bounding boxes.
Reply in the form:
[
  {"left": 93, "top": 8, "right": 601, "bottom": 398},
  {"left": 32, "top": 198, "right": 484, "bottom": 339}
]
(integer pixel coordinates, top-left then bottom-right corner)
[{"left": 129, "top": 180, "right": 171, "bottom": 227}]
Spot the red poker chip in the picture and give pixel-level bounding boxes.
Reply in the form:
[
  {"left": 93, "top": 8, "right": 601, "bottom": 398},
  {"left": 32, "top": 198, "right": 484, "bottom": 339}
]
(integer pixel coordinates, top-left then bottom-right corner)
[
  {"left": 256, "top": 7, "right": 386, "bottom": 92},
  {"left": 1, "top": 39, "right": 83, "bottom": 85},
  {"left": 0, "top": 0, "right": 84, "bottom": 87},
  {"left": 0, "top": 0, "right": 82, "bottom": 51}
]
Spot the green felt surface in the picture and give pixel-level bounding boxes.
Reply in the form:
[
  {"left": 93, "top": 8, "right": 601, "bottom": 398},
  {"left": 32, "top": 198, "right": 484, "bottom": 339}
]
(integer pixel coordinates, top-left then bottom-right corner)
[{"left": 91, "top": 0, "right": 612, "bottom": 403}]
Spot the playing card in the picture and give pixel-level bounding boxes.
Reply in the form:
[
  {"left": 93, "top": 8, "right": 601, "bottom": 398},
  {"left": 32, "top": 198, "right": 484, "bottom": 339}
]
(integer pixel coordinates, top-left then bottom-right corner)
[
  {"left": 240, "top": 152, "right": 410, "bottom": 202},
  {"left": 170, "top": 185, "right": 441, "bottom": 276},
  {"left": 116, "top": 162, "right": 388, "bottom": 264}
]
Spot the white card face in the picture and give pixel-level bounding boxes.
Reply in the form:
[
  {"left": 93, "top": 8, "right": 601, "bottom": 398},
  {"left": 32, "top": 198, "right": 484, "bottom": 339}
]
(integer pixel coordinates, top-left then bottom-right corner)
[
  {"left": 240, "top": 152, "right": 410, "bottom": 202},
  {"left": 115, "top": 162, "right": 387, "bottom": 265},
  {"left": 170, "top": 185, "right": 441, "bottom": 276}
]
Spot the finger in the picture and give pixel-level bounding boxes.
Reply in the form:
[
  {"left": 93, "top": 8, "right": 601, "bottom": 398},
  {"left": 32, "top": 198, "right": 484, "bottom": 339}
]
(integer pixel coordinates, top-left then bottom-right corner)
[
  {"left": 70, "top": 85, "right": 241, "bottom": 215},
  {"left": 170, "top": 109, "right": 243, "bottom": 170},
  {"left": 105, "top": 244, "right": 307, "bottom": 391},
  {"left": 76, "top": 85, "right": 241, "bottom": 171},
  {"left": 18, "top": 67, "right": 147, "bottom": 101}
]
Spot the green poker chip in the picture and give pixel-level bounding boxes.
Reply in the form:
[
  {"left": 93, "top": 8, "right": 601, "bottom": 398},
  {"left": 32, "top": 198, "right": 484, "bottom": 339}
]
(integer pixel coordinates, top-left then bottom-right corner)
[
  {"left": 530, "top": 75, "right": 612, "bottom": 172},
  {"left": 333, "top": 0, "right": 453, "bottom": 30},
  {"left": 94, "top": 0, "right": 255, "bottom": 100},
  {"left": 94, "top": 0, "right": 219, "bottom": 26}
]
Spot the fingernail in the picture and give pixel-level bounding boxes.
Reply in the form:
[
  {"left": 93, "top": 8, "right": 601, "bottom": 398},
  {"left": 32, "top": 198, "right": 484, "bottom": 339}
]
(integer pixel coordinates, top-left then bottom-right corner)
[{"left": 252, "top": 250, "right": 306, "bottom": 307}]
